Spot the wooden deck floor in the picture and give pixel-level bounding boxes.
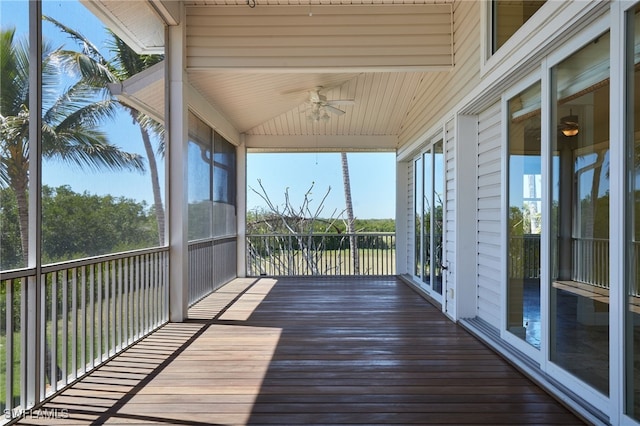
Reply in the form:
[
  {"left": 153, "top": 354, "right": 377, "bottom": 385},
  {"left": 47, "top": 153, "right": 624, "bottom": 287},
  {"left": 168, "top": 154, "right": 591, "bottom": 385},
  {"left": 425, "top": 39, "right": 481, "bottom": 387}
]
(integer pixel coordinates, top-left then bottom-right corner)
[{"left": 17, "top": 277, "right": 586, "bottom": 425}]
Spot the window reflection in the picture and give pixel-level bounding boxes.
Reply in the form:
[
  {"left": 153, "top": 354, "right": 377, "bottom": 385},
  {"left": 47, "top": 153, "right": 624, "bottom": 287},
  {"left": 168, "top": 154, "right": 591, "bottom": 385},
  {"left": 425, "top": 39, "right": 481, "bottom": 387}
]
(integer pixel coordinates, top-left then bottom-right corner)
[
  {"left": 492, "top": 0, "right": 546, "bottom": 53},
  {"left": 507, "top": 82, "right": 541, "bottom": 348},
  {"left": 414, "top": 157, "right": 423, "bottom": 278},
  {"left": 551, "top": 32, "right": 610, "bottom": 395},
  {"left": 188, "top": 112, "right": 237, "bottom": 241},
  {"left": 626, "top": 4, "right": 640, "bottom": 420}
]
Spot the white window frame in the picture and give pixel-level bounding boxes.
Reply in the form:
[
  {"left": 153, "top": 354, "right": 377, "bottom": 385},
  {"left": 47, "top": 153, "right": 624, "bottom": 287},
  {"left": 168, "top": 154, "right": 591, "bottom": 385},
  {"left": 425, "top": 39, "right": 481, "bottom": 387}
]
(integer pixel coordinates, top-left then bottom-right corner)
[
  {"left": 542, "top": 11, "right": 612, "bottom": 416},
  {"left": 500, "top": 70, "right": 544, "bottom": 363}
]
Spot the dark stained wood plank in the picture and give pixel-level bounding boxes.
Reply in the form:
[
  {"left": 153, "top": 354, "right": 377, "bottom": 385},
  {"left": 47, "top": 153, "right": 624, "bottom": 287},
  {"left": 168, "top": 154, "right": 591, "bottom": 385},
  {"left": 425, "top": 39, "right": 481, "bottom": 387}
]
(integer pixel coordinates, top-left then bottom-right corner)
[{"left": 15, "top": 277, "right": 586, "bottom": 425}]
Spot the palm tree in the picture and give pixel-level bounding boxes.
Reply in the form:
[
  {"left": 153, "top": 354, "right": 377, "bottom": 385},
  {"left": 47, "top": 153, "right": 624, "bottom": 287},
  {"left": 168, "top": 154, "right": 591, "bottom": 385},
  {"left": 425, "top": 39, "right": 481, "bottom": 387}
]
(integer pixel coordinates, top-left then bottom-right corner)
[
  {"left": 0, "top": 28, "right": 145, "bottom": 264},
  {"left": 341, "top": 152, "right": 359, "bottom": 274},
  {"left": 45, "top": 17, "right": 166, "bottom": 245}
]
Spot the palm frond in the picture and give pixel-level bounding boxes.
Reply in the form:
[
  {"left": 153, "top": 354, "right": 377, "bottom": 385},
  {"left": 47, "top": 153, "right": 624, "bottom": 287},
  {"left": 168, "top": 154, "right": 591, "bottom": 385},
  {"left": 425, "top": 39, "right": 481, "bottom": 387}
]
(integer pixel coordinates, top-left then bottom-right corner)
[
  {"left": 53, "top": 99, "right": 119, "bottom": 134},
  {"left": 42, "top": 126, "right": 145, "bottom": 173},
  {"left": 106, "top": 30, "right": 163, "bottom": 80},
  {"left": 43, "top": 81, "right": 114, "bottom": 124},
  {"left": 1, "top": 29, "right": 29, "bottom": 116},
  {"left": 50, "top": 48, "right": 118, "bottom": 86},
  {"left": 43, "top": 16, "right": 106, "bottom": 64}
]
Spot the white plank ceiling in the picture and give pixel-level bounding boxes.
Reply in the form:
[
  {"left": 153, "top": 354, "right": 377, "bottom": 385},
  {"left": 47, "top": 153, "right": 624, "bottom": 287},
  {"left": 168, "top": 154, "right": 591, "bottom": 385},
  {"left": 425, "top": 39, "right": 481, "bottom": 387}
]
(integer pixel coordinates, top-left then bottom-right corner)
[{"left": 87, "top": 0, "right": 455, "bottom": 151}]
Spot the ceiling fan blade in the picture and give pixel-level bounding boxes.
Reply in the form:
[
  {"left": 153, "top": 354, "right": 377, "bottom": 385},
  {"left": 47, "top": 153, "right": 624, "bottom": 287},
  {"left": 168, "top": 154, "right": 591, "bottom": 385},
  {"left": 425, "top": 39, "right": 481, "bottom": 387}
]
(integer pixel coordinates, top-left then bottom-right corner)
[
  {"left": 325, "top": 105, "right": 346, "bottom": 115},
  {"left": 326, "top": 99, "right": 355, "bottom": 106}
]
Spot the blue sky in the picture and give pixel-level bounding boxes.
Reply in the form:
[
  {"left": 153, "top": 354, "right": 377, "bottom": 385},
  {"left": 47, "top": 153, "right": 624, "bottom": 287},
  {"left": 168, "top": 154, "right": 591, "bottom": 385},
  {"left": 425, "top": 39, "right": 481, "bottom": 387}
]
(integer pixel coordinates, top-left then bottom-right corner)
[
  {"left": 247, "top": 152, "right": 396, "bottom": 219},
  {"left": 3, "top": 0, "right": 396, "bottom": 219}
]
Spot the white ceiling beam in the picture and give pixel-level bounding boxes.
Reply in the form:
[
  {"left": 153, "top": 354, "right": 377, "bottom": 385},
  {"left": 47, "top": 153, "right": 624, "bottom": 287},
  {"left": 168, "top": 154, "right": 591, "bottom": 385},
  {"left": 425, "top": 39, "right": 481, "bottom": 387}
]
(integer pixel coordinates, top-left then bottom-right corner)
[{"left": 244, "top": 135, "right": 397, "bottom": 151}]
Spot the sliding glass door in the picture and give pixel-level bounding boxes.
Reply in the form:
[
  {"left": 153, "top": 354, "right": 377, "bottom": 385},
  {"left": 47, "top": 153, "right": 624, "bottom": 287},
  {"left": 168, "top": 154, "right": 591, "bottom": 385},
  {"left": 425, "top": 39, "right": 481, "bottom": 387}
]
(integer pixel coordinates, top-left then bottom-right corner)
[
  {"left": 550, "top": 30, "right": 610, "bottom": 396},
  {"left": 414, "top": 140, "right": 445, "bottom": 300},
  {"left": 507, "top": 82, "right": 542, "bottom": 349}
]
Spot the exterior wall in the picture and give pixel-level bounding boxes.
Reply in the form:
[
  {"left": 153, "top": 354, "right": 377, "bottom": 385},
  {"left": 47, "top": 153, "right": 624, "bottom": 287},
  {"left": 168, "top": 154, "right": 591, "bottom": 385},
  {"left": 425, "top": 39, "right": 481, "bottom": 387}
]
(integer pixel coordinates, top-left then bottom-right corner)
[
  {"left": 406, "top": 159, "right": 415, "bottom": 277},
  {"left": 397, "top": 2, "right": 617, "bottom": 424},
  {"left": 443, "top": 118, "right": 456, "bottom": 316},
  {"left": 475, "top": 100, "right": 502, "bottom": 329},
  {"left": 398, "top": 0, "right": 481, "bottom": 146}
]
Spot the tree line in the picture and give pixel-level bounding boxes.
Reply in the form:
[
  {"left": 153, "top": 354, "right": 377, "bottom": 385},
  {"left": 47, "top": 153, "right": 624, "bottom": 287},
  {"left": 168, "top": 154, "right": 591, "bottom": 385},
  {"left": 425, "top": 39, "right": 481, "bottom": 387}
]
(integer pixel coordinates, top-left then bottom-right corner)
[{"left": 0, "top": 185, "right": 158, "bottom": 270}]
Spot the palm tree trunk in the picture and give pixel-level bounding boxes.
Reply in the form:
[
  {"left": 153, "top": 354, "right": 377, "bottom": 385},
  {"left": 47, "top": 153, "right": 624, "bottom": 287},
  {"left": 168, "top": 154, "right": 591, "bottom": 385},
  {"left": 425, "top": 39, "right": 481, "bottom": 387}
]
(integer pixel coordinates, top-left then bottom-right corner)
[
  {"left": 13, "top": 175, "right": 29, "bottom": 264},
  {"left": 7, "top": 143, "right": 30, "bottom": 263},
  {"left": 341, "top": 152, "right": 359, "bottom": 274},
  {"left": 135, "top": 116, "right": 165, "bottom": 245}
]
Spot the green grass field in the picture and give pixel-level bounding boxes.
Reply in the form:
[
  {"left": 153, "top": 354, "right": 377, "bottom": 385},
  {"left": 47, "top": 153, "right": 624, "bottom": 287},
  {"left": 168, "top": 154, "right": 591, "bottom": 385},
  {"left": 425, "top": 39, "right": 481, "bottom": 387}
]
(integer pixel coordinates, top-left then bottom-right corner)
[{"left": 249, "top": 248, "right": 396, "bottom": 276}]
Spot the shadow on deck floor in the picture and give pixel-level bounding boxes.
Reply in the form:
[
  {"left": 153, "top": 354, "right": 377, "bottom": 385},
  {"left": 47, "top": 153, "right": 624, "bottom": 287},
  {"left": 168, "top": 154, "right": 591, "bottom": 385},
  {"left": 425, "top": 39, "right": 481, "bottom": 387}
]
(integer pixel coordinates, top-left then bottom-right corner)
[{"left": 15, "top": 277, "right": 586, "bottom": 425}]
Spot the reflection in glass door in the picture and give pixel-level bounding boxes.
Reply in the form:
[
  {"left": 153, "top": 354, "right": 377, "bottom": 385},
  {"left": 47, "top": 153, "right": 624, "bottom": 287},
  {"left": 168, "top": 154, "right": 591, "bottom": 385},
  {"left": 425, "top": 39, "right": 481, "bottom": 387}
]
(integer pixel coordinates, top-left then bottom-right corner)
[
  {"left": 507, "top": 82, "right": 541, "bottom": 349},
  {"left": 550, "top": 30, "right": 610, "bottom": 396},
  {"left": 626, "top": 5, "right": 640, "bottom": 420},
  {"left": 414, "top": 141, "right": 445, "bottom": 298}
]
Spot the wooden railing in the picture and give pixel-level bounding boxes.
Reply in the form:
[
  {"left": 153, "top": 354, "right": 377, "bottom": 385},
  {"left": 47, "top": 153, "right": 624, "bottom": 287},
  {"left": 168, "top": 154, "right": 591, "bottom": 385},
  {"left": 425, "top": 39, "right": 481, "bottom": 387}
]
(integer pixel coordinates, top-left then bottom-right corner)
[
  {"left": 0, "top": 248, "right": 168, "bottom": 423},
  {"left": 246, "top": 232, "right": 396, "bottom": 276}
]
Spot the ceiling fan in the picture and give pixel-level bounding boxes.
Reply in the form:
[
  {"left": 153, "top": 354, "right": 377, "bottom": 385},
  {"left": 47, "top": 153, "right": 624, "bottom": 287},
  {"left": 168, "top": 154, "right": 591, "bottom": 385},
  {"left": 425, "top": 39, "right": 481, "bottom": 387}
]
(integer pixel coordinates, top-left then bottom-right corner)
[{"left": 304, "top": 87, "right": 354, "bottom": 121}]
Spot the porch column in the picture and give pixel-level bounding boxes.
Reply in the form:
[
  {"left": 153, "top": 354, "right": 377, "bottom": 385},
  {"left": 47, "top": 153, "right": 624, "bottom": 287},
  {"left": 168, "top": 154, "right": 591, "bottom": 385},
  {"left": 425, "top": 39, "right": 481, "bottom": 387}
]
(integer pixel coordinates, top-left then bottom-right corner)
[
  {"left": 167, "top": 5, "right": 189, "bottom": 322},
  {"left": 395, "top": 159, "right": 409, "bottom": 275},
  {"left": 26, "top": 0, "right": 42, "bottom": 406},
  {"left": 237, "top": 137, "right": 247, "bottom": 277}
]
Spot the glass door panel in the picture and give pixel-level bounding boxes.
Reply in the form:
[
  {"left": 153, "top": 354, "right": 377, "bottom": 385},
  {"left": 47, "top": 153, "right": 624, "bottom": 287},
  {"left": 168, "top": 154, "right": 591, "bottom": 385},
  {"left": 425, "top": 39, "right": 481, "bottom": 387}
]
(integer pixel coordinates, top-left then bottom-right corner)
[
  {"left": 550, "top": 31, "right": 610, "bottom": 396},
  {"left": 423, "top": 151, "right": 433, "bottom": 286},
  {"left": 433, "top": 141, "right": 444, "bottom": 295},
  {"left": 414, "top": 157, "right": 423, "bottom": 278},
  {"left": 507, "top": 82, "right": 541, "bottom": 348},
  {"left": 414, "top": 141, "right": 445, "bottom": 299},
  {"left": 626, "top": 5, "right": 640, "bottom": 419}
]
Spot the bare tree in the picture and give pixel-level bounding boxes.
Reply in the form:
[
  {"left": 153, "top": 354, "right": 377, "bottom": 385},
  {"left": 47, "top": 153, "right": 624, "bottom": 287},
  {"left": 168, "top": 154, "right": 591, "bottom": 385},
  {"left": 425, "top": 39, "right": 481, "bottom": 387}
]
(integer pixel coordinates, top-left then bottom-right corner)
[{"left": 247, "top": 180, "right": 349, "bottom": 275}]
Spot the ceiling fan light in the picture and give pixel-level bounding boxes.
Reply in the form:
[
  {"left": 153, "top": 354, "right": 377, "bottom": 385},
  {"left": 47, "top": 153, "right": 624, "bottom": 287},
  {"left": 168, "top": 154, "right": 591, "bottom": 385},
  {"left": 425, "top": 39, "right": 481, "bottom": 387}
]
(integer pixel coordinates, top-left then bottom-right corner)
[
  {"left": 561, "top": 125, "right": 579, "bottom": 137},
  {"left": 560, "top": 110, "right": 579, "bottom": 137}
]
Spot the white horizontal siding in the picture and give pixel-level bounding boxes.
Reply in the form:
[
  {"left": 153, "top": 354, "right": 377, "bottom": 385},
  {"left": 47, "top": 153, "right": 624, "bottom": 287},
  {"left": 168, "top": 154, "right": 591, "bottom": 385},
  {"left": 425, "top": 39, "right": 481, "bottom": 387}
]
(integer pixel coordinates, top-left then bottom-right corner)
[
  {"left": 476, "top": 100, "right": 502, "bottom": 329},
  {"left": 186, "top": 5, "right": 453, "bottom": 71},
  {"left": 445, "top": 118, "right": 456, "bottom": 286},
  {"left": 398, "top": 0, "right": 481, "bottom": 145}
]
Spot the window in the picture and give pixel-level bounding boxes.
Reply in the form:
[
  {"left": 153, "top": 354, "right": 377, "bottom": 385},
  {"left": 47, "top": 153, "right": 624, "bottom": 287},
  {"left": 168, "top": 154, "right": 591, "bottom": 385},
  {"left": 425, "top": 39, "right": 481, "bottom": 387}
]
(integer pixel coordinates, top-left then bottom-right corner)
[
  {"left": 188, "top": 112, "right": 237, "bottom": 240},
  {"left": 39, "top": 1, "right": 166, "bottom": 263},
  {"left": 413, "top": 141, "right": 444, "bottom": 298},
  {"left": 213, "top": 132, "right": 236, "bottom": 236},
  {"left": 507, "top": 82, "right": 541, "bottom": 349},
  {"left": 492, "top": 0, "right": 546, "bottom": 53},
  {"left": 550, "top": 31, "right": 610, "bottom": 396},
  {"left": 0, "top": 0, "right": 29, "bottom": 270},
  {"left": 625, "top": 4, "right": 640, "bottom": 419}
]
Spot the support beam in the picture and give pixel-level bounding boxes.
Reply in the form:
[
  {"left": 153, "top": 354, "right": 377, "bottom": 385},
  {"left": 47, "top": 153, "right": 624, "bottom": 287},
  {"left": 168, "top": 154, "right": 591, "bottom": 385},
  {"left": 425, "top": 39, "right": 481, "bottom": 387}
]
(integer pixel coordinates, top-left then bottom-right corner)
[
  {"left": 168, "top": 5, "right": 188, "bottom": 322},
  {"left": 237, "top": 138, "right": 247, "bottom": 278},
  {"left": 395, "top": 159, "right": 409, "bottom": 276},
  {"left": 26, "top": 0, "right": 42, "bottom": 408},
  {"left": 245, "top": 135, "right": 396, "bottom": 152}
]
